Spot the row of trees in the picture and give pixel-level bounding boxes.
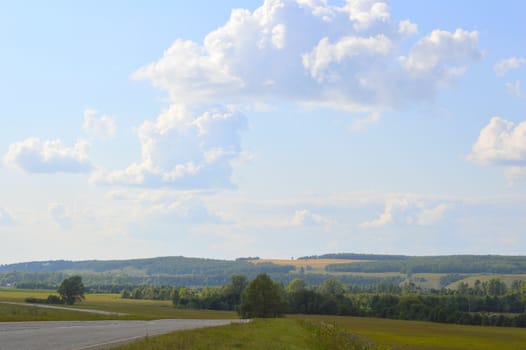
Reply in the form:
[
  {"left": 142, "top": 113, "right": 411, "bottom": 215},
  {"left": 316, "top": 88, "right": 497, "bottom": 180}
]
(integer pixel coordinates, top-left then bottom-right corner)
[
  {"left": 163, "top": 274, "right": 526, "bottom": 326},
  {"left": 26, "top": 274, "right": 526, "bottom": 327},
  {"left": 455, "top": 279, "right": 526, "bottom": 296}
]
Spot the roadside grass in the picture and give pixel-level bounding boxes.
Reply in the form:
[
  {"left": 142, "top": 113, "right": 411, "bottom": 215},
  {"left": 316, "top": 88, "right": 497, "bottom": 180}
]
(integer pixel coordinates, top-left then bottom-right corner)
[
  {"left": 293, "top": 315, "right": 526, "bottom": 350},
  {"left": 114, "top": 314, "right": 526, "bottom": 350},
  {"left": 115, "top": 318, "right": 387, "bottom": 350},
  {"left": 0, "top": 289, "right": 238, "bottom": 321}
]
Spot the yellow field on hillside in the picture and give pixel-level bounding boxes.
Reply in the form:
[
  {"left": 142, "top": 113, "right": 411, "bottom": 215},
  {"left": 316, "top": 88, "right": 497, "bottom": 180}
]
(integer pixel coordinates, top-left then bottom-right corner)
[{"left": 250, "top": 258, "right": 366, "bottom": 269}]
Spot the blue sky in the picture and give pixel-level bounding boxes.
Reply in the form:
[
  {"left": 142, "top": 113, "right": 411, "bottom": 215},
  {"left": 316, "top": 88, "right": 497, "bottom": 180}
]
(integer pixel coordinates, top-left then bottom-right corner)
[{"left": 1, "top": 0, "right": 526, "bottom": 264}]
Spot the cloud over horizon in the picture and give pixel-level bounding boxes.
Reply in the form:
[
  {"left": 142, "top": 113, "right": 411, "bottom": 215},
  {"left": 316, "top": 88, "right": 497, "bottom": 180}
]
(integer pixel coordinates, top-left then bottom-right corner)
[
  {"left": 292, "top": 209, "right": 333, "bottom": 227},
  {"left": 83, "top": 109, "right": 117, "bottom": 139},
  {"left": 91, "top": 104, "right": 247, "bottom": 189},
  {"left": 0, "top": 208, "right": 14, "bottom": 226},
  {"left": 4, "top": 138, "right": 92, "bottom": 174},
  {"left": 359, "top": 196, "right": 449, "bottom": 228}
]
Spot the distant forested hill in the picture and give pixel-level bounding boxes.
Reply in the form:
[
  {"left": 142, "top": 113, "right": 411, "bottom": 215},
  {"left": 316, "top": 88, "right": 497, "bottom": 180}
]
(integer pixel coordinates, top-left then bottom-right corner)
[
  {"left": 0, "top": 256, "right": 295, "bottom": 289},
  {"left": 2, "top": 254, "right": 526, "bottom": 291},
  {"left": 324, "top": 255, "right": 526, "bottom": 274},
  {"left": 0, "top": 256, "right": 296, "bottom": 275}
]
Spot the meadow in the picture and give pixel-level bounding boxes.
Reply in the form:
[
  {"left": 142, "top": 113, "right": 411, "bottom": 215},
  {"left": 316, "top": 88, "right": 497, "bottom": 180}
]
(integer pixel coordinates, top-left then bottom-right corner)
[
  {"left": 114, "top": 318, "right": 387, "bottom": 350},
  {"left": 0, "top": 288, "right": 238, "bottom": 321},
  {"left": 114, "top": 315, "right": 526, "bottom": 350},
  {"left": 296, "top": 315, "right": 526, "bottom": 350}
]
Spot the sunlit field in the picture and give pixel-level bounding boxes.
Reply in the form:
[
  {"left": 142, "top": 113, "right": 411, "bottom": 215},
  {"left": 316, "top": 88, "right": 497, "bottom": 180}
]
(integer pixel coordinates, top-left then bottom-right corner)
[
  {"left": 115, "top": 318, "right": 387, "bottom": 350},
  {"left": 0, "top": 288, "right": 238, "bottom": 321},
  {"left": 294, "top": 315, "right": 526, "bottom": 350},
  {"left": 250, "top": 258, "right": 367, "bottom": 270},
  {"left": 115, "top": 315, "right": 526, "bottom": 350}
]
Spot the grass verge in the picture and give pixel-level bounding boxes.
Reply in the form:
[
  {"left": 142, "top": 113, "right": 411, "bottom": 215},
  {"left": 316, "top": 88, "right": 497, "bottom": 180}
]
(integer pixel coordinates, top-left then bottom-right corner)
[{"left": 115, "top": 318, "right": 386, "bottom": 350}]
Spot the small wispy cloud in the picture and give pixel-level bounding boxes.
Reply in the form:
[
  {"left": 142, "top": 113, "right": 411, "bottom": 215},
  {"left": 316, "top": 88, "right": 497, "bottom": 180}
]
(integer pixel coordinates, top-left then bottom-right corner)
[
  {"left": 83, "top": 109, "right": 117, "bottom": 138},
  {"left": 494, "top": 57, "right": 526, "bottom": 76},
  {"left": 4, "top": 138, "right": 92, "bottom": 174},
  {"left": 292, "top": 209, "right": 333, "bottom": 227}
]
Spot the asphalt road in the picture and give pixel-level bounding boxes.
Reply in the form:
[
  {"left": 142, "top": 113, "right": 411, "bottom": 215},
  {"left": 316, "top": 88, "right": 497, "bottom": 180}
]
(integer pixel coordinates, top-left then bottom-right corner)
[{"left": 0, "top": 319, "right": 243, "bottom": 350}]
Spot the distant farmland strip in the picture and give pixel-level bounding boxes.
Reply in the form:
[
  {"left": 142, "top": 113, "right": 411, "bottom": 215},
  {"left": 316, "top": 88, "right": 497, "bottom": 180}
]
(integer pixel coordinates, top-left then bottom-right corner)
[{"left": 250, "top": 259, "right": 367, "bottom": 269}]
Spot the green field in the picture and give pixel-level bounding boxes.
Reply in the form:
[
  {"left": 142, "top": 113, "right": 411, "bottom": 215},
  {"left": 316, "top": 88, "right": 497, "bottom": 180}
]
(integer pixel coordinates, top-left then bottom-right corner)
[
  {"left": 115, "top": 318, "right": 387, "bottom": 350},
  {"left": 115, "top": 315, "right": 526, "bottom": 350},
  {"left": 295, "top": 315, "right": 526, "bottom": 350},
  {"left": 0, "top": 302, "right": 124, "bottom": 322},
  {"left": 0, "top": 288, "right": 238, "bottom": 321},
  {"left": 2, "top": 288, "right": 526, "bottom": 349}
]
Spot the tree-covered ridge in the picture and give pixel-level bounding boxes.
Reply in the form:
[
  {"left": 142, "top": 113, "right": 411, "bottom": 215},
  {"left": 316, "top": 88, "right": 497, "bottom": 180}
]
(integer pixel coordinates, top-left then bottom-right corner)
[
  {"left": 0, "top": 256, "right": 297, "bottom": 289},
  {"left": 325, "top": 255, "right": 526, "bottom": 274},
  {"left": 5, "top": 254, "right": 526, "bottom": 276},
  {"left": 0, "top": 256, "right": 294, "bottom": 275},
  {"left": 3, "top": 254, "right": 526, "bottom": 291}
]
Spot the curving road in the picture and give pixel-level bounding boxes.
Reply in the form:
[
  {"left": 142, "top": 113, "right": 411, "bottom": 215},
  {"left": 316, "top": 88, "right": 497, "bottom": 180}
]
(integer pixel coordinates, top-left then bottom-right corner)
[{"left": 0, "top": 319, "right": 244, "bottom": 350}]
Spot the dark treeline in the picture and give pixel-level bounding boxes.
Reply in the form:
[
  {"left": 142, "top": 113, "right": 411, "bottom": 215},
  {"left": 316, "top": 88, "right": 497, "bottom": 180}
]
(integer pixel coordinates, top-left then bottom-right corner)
[
  {"left": 0, "top": 271, "right": 67, "bottom": 289},
  {"left": 275, "top": 273, "right": 404, "bottom": 287},
  {"left": 2, "top": 270, "right": 403, "bottom": 292},
  {"left": 326, "top": 255, "right": 526, "bottom": 274},
  {"left": 121, "top": 275, "right": 526, "bottom": 328}
]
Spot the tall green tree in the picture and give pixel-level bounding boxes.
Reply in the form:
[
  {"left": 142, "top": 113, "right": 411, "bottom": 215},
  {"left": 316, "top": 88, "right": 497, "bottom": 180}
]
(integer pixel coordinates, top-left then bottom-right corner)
[
  {"left": 239, "top": 273, "right": 287, "bottom": 318},
  {"left": 222, "top": 274, "right": 248, "bottom": 309},
  {"left": 57, "top": 276, "right": 86, "bottom": 305}
]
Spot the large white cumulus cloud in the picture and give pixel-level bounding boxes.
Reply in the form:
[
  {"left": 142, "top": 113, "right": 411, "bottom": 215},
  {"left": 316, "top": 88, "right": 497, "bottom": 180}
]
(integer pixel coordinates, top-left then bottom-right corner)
[
  {"left": 133, "top": 0, "right": 481, "bottom": 112},
  {"left": 96, "top": 0, "right": 482, "bottom": 190},
  {"left": 468, "top": 117, "right": 526, "bottom": 166},
  {"left": 468, "top": 117, "right": 526, "bottom": 183},
  {"left": 91, "top": 104, "right": 247, "bottom": 188},
  {"left": 399, "top": 29, "right": 480, "bottom": 79}
]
